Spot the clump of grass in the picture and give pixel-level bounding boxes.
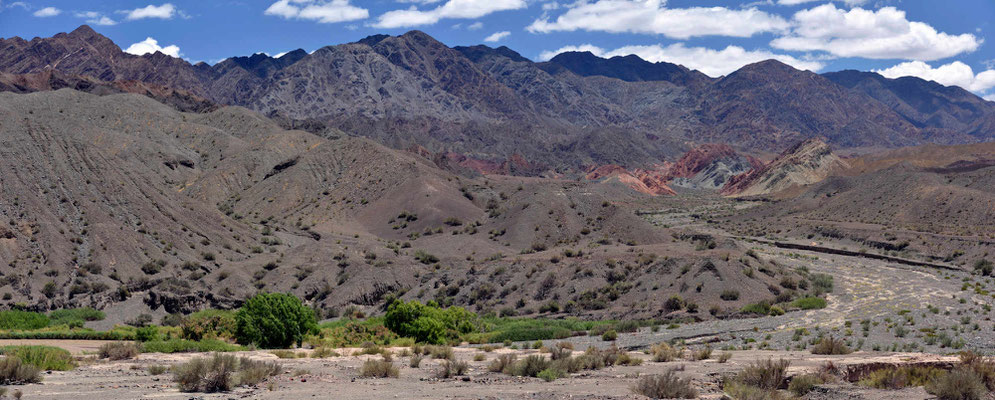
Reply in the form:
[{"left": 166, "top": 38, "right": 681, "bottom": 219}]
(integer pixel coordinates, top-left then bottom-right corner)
[
  {"left": 311, "top": 347, "right": 339, "bottom": 358},
  {"left": 509, "top": 355, "right": 551, "bottom": 377},
  {"left": 810, "top": 336, "right": 852, "bottom": 355},
  {"left": 473, "top": 353, "right": 486, "bottom": 362},
  {"left": 436, "top": 360, "right": 469, "bottom": 378},
  {"left": 148, "top": 365, "right": 168, "bottom": 375},
  {"left": 427, "top": 345, "right": 454, "bottom": 360},
  {"left": 173, "top": 353, "right": 280, "bottom": 392},
  {"left": 538, "top": 368, "right": 561, "bottom": 382},
  {"left": 141, "top": 339, "right": 242, "bottom": 354},
  {"left": 359, "top": 359, "right": 399, "bottom": 378},
  {"left": 271, "top": 350, "right": 306, "bottom": 359},
  {"left": 651, "top": 342, "right": 681, "bottom": 362},
  {"left": 735, "top": 358, "right": 790, "bottom": 390},
  {"left": 0, "top": 345, "right": 75, "bottom": 371},
  {"left": 488, "top": 354, "right": 517, "bottom": 373},
  {"left": 789, "top": 374, "right": 826, "bottom": 396},
  {"left": 716, "top": 352, "right": 732, "bottom": 363},
  {"left": 99, "top": 342, "right": 141, "bottom": 360},
  {"left": 409, "top": 354, "right": 425, "bottom": 368},
  {"left": 358, "top": 342, "right": 384, "bottom": 356},
  {"left": 631, "top": 369, "right": 697, "bottom": 399},
  {"left": 691, "top": 346, "right": 712, "bottom": 361},
  {"left": 859, "top": 366, "right": 945, "bottom": 389},
  {"left": 790, "top": 297, "right": 827, "bottom": 310},
  {"left": 0, "top": 357, "right": 41, "bottom": 384}
]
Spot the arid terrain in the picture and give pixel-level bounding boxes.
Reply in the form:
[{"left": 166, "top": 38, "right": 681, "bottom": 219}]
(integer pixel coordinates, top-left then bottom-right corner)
[{"left": 0, "top": 23, "right": 994, "bottom": 400}]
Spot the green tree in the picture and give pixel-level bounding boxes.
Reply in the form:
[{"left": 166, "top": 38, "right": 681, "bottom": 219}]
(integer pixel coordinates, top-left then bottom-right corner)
[
  {"left": 383, "top": 300, "right": 478, "bottom": 344},
  {"left": 234, "top": 293, "right": 318, "bottom": 348}
]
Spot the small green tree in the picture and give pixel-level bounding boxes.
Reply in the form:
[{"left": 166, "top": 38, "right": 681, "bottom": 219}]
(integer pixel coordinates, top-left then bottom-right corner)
[{"left": 234, "top": 293, "right": 318, "bottom": 348}]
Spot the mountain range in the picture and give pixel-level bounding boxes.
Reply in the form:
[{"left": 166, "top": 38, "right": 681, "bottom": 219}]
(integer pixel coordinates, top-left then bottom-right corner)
[{"left": 2, "top": 25, "right": 994, "bottom": 176}]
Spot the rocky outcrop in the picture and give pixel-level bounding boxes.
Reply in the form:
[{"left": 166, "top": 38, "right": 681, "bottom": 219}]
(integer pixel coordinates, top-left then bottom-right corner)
[
  {"left": 585, "top": 165, "right": 676, "bottom": 196},
  {"left": 721, "top": 138, "right": 849, "bottom": 197}
]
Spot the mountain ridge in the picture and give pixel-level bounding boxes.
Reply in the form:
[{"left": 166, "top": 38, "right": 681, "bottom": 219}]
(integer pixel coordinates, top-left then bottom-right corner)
[{"left": 2, "top": 25, "right": 994, "bottom": 175}]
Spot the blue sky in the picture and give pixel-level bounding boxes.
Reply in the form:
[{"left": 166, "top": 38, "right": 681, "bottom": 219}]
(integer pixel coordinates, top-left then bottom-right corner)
[{"left": 1, "top": 0, "right": 994, "bottom": 99}]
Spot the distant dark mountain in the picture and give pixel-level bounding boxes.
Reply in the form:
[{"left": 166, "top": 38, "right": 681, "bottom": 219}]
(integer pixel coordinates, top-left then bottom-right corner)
[
  {"left": 823, "top": 70, "right": 995, "bottom": 141},
  {"left": 696, "top": 60, "right": 932, "bottom": 149},
  {"left": 2, "top": 25, "right": 994, "bottom": 175},
  {"left": 538, "top": 51, "right": 712, "bottom": 88}
]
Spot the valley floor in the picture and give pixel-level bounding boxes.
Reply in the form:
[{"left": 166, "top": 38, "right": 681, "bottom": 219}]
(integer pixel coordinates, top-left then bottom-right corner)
[
  {"left": 11, "top": 346, "right": 957, "bottom": 399},
  {"left": 10, "top": 213, "right": 994, "bottom": 399}
]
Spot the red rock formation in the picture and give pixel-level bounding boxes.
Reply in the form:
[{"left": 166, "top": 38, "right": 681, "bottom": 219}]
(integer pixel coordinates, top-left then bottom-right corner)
[{"left": 584, "top": 164, "right": 675, "bottom": 196}]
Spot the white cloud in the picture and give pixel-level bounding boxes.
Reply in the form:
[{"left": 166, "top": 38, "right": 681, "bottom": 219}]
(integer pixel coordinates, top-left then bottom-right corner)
[
  {"left": 374, "top": 0, "right": 525, "bottom": 28},
  {"left": 985, "top": 93, "right": 995, "bottom": 102},
  {"left": 527, "top": 0, "right": 789, "bottom": 39},
  {"left": 76, "top": 11, "right": 116, "bottom": 25},
  {"left": 274, "top": 51, "right": 289, "bottom": 58},
  {"left": 772, "top": 4, "right": 981, "bottom": 61},
  {"left": 264, "top": 0, "right": 368, "bottom": 23},
  {"left": 33, "top": 6, "right": 59, "bottom": 17},
  {"left": 483, "top": 31, "right": 510, "bottom": 42},
  {"left": 123, "top": 37, "right": 181, "bottom": 58},
  {"left": 467, "top": 21, "right": 483, "bottom": 30},
  {"left": 538, "top": 43, "right": 824, "bottom": 77},
  {"left": 875, "top": 61, "right": 995, "bottom": 93},
  {"left": 123, "top": 3, "right": 176, "bottom": 20},
  {"left": 778, "top": 0, "right": 867, "bottom": 5}
]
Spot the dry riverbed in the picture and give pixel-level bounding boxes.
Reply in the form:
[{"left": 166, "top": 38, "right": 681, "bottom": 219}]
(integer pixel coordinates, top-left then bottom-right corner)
[{"left": 3, "top": 342, "right": 962, "bottom": 400}]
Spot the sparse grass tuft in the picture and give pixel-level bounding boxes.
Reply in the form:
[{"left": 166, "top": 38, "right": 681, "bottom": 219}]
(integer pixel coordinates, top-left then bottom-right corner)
[
  {"left": 631, "top": 369, "right": 697, "bottom": 399},
  {"left": 810, "top": 336, "right": 852, "bottom": 355},
  {"left": 99, "top": 342, "right": 141, "bottom": 360},
  {"left": 359, "top": 359, "right": 399, "bottom": 378}
]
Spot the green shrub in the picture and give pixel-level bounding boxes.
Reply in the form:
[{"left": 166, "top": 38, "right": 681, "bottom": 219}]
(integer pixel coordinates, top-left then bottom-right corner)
[
  {"left": 98, "top": 342, "right": 141, "bottom": 360},
  {"left": 740, "top": 302, "right": 772, "bottom": 315},
  {"left": 181, "top": 309, "right": 237, "bottom": 340},
  {"left": 0, "top": 310, "right": 49, "bottom": 330},
  {"left": 235, "top": 293, "right": 318, "bottom": 348},
  {"left": 0, "top": 357, "right": 40, "bottom": 384},
  {"left": 141, "top": 339, "right": 242, "bottom": 353},
  {"left": 926, "top": 368, "right": 986, "bottom": 400},
  {"left": 135, "top": 326, "right": 159, "bottom": 342},
  {"left": 601, "top": 330, "right": 617, "bottom": 341},
  {"left": 791, "top": 297, "right": 827, "bottom": 310},
  {"left": 631, "top": 369, "right": 697, "bottom": 399},
  {"left": 384, "top": 300, "right": 479, "bottom": 344},
  {"left": 0, "top": 330, "right": 132, "bottom": 340},
  {"left": 48, "top": 308, "right": 105, "bottom": 327},
  {"left": 789, "top": 374, "right": 824, "bottom": 396},
  {"left": 0, "top": 346, "right": 74, "bottom": 371},
  {"left": 538, "top": 368, "right": 561, "bottom": 382}
]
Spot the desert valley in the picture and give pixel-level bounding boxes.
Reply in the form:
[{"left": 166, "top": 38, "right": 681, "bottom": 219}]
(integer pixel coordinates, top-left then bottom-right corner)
[{"left": 0, "top": 4, "right": 994, "bottom": 399}]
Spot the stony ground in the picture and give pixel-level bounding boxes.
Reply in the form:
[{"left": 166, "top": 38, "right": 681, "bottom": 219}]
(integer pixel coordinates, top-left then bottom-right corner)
[{"left": 10, "top": 345, "right": 958, "bottom": 400}]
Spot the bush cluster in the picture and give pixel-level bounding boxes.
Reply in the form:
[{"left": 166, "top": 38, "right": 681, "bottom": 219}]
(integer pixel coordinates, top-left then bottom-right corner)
[{"left": 384, "top": 300, "right": 479, "bottom": 344}]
